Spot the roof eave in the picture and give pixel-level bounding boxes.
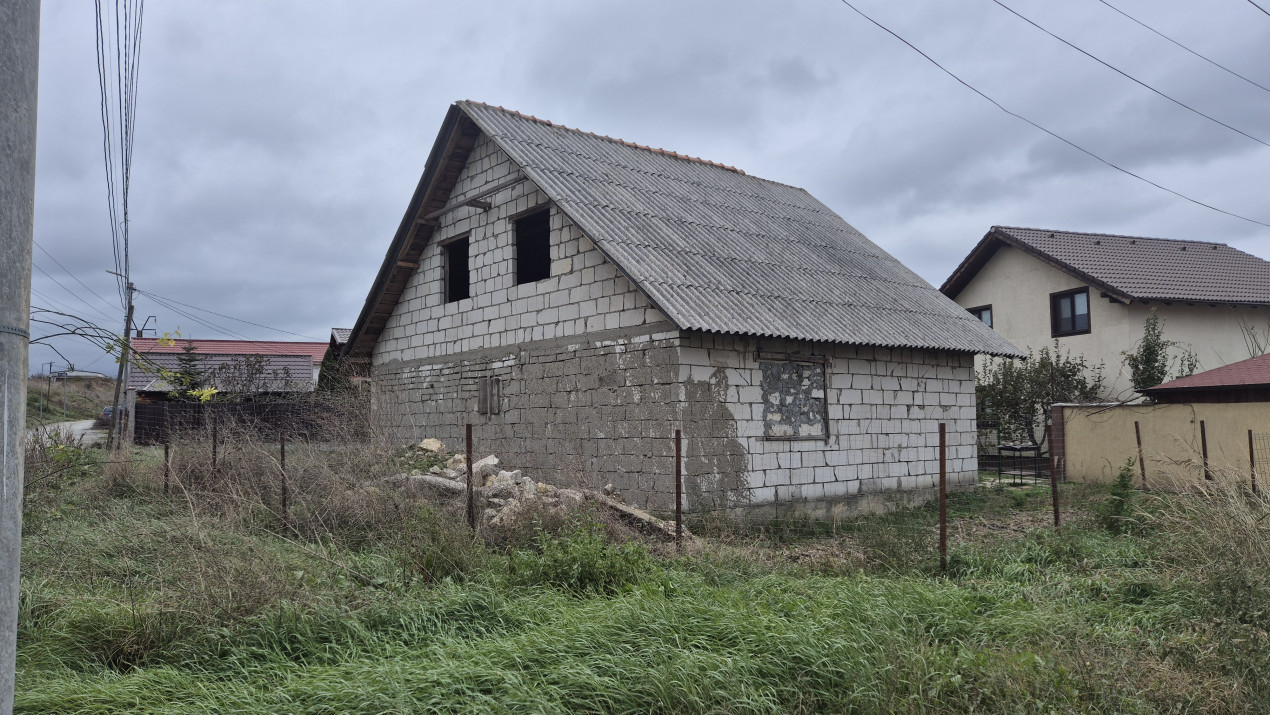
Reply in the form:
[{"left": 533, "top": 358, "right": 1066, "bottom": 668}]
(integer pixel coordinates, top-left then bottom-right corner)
[
  {"left": 343, "top": 104, "right": 479, "bottom": 360},
  {"left": 941, "top": 227, "right": 1136, "bottom": 305}
]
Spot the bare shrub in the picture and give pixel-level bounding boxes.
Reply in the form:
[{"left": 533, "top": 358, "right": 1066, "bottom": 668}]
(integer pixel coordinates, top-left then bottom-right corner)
[{"left": 22, "top": 428, "right": 98, "bottom": 510}]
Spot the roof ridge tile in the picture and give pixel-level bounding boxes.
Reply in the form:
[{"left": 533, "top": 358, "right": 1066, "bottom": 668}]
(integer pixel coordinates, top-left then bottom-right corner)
[{"left": 462, "top": 99, "right": 747, "bottom": 175}]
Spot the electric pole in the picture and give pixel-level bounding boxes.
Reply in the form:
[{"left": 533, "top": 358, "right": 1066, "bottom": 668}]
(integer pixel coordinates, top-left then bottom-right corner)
[
  {"left": 0, "top": 0, "right": 42, "bottom": 711},
  {"left": 105, "top": 281, "right": 135, "bottom": 451}
]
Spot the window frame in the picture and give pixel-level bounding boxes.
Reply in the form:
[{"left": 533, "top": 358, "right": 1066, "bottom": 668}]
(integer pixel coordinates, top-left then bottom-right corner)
[
  {"left": 442, "top": 234, "right": 470, "bottom": 304},
  {"left": 1050, "top": 287, "right": 1091, "bottom": 337},
  {"left": 477, "top": 375, "right": 501, "bottom": 415},
  {"left": 513, "top": 206, "right": 552, "bottom": 286},
  {"left": 967, "top": 304, "right": 993, "bottom": 329},
  {"left": 758, "top": 354, "right": 830, "bottom": 442}
]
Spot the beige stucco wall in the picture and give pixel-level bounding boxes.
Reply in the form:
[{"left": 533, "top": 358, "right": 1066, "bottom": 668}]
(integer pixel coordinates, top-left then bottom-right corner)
[
  {"left": 1059, "top": 402, "right": 1270, "bottom": 487},
  {"left": 954, "top": 245, "right": 1270, "bottom": 396}
]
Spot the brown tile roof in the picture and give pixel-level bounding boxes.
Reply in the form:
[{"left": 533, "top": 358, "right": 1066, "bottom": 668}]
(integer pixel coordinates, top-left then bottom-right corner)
[
  {"left": 1144, "top": 353, "right": 1270, "bottom": 393},
  {"left": 942, "top": 226, "right": 1270, "bottom": 305}
]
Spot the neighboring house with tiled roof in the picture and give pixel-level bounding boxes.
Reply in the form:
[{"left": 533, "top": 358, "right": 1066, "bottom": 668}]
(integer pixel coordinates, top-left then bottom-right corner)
[
  {"left": 127, "top": 338, "right": 328, "bottom": 398},
  {"left": 941, "top": 226, "right": 1270, "bottom": 396},
  {"left": 343, "top": 100, "right": 1021, "bottom": 515}
]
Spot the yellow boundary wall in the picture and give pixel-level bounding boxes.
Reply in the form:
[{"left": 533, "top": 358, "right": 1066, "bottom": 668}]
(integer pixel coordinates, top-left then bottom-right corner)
[{"left": 1057, "top": 402, "right": 1270, "bottom": 486}]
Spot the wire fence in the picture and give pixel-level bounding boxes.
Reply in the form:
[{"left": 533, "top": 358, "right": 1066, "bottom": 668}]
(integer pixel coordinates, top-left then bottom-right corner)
[
  {"left": 101, "top": 403, "right": 1075, "bottom": 573},
  {"left": 133, "top": 398, "right": 371, "bottom": 445}
]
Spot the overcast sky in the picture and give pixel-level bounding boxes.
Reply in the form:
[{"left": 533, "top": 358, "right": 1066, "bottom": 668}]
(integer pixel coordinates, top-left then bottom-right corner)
[{"left": 27, "top": 0, "right": 1270, "bottom": 373}]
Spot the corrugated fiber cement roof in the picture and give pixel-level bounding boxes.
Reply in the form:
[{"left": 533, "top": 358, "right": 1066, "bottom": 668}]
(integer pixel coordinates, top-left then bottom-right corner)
[{"left": 461, "top": 101, "right": 1022, "bottom": 357}]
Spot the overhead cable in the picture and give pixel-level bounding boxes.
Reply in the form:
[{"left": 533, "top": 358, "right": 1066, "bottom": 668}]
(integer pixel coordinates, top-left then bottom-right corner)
[
  {"left": 1098, "top": 0, "right": 1270, "bottom": 95},
  {"left": 33, "top": 240, "right": 120, "bottom": 313},
  {"left": 835, "top": 0, "right": 1270, "bottom": 230},
  {"left": 137, "top": 289, "right": 326, "bottom": 341},
  {"left": 992, "top": 0, "right": 1270, "bottom": 149},
  {"left": 31, "top": 263, "right": 117, "bottom": 324}
]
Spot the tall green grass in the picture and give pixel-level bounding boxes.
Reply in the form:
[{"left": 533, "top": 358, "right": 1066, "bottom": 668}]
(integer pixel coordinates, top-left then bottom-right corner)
[{"left": 15, "top": 446, "right": 1269, "bottom": 712}]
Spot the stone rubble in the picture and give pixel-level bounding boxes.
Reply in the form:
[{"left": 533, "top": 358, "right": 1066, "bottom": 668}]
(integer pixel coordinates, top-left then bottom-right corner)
[{"left": 388, "top": 444, "right": 690, "bottom": 542}]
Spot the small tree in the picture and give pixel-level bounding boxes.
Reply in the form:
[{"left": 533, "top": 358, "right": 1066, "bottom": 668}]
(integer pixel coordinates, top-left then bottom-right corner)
[
  {"left": 317, "top": 345, "right": 353, "bottom": 392},
  {"left": 977, "top": 342, "right": 1106, "bottom": 447},
  {"left": 1122, "top": 310, "right": 1199, "bottom": 391},
  {"left": 167, "top": 342, "right": 217, "bottom": 402}
]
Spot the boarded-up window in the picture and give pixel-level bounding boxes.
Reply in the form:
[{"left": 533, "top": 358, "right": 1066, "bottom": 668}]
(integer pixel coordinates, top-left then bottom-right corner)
[
  {"left": 477, "top": 376, "right": 501, "bottom": 415},
  {"left": 761, "top": 360, "right": 827, "bottom": 439}
]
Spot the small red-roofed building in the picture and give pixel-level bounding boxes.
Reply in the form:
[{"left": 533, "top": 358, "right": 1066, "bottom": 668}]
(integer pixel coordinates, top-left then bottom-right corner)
[
  {"left": 1053, "top": 353, "right": 1270, "bottom": 484},
  {"left": 123, "top": 338, "right": 332, "bottom": 442},
  {"left": 1142, "top": 353, "right": 1270, "bottom": 403}
]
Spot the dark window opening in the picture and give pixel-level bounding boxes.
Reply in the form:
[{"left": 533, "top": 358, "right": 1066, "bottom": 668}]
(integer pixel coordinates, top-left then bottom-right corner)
[
  {"left": 515, "top": 209, "right": 551, "bottom": 285},
  {"left": 445, "top": 237, "right": 469, "bottom": 303},
  {"left": 1051, "top": 288, "right": 1090, "bottom": 336},
  {"left": 968, "top": 305, "right": 993, "bottom": 328}
]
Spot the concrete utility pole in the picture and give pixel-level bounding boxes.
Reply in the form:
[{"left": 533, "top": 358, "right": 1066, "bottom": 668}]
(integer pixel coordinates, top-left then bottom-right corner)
[
  {"left": 0, "top": 1, "right": 41, "bottom": 711},
  {"left": 105, "top": 282, "right": 134, "bottom": 450}
]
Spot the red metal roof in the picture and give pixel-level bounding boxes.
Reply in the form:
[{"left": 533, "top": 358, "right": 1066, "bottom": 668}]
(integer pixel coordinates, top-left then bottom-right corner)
[
  {"left": 131, "top": 338, "right": 329, "bottom": 364},
  {"left": 1145, "top": 353, "right": 1270, "bottom": 393}
]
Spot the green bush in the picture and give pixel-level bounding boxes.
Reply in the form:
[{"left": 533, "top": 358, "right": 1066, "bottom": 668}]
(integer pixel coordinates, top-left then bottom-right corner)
[
  {"left": 1096, "top": 460, "right": 1137, "bottom": 534},
  {"left": 508, "top": 523, "right": 655, "bottom": 594},
  {"left": 396, "top": 504, "right": 484, "bottom": 585}
]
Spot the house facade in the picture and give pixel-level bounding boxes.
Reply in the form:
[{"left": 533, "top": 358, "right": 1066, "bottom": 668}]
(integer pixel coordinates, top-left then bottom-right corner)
[
  {"left": 343, "top": 101, "right": 1021, "bottom": 515},
  {"left": 942, "top": 227, "right": 1270, "bottom": 397}
]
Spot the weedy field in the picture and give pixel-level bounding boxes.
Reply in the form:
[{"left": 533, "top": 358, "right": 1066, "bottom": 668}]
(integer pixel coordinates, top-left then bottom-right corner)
[
  {"left": 25, "top": 377, "right": 115, "bottom": 425},
  {"left": 14, "top": 432, "right": 1270, "bottom": 713}
]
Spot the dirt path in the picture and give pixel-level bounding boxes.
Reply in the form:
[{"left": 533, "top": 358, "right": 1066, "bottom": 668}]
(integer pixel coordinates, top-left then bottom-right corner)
[{"left": 27, "top": 419, "right": 104, "bottom": 445}]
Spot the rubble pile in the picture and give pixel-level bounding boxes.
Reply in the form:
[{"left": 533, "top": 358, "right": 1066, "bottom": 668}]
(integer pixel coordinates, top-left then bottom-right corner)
[{"left": 385, "top": 439, "right": 689, "bottom": 542}]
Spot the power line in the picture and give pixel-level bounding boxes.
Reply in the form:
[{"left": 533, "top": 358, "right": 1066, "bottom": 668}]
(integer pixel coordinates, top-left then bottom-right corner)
[
  {"left": 1098, "top": 0, "right": 1270, "bottom": 95},
  {"left": 1248, "top": 0, "right": 1270, "bottom": 18},
  {"left": 93, "top": 0, "right": 145, "bottom": 306},
  {"left": 834, "top": 0, "right": 1270, "bottom": 230},
  {"left": 31, "top": 262, "right": 117, "bottom": 324},
  {"left": 137, "top": 289, "right": 326, "bottom": 340},
  {"left": 33, "top": 240, "right": 121, "bottom": 312},
  {"left": 141, "top": 292, "right": 256, "bottom": 341},
  {"left": 992, "top": 0, "right": 1270, "bottom": 149}
]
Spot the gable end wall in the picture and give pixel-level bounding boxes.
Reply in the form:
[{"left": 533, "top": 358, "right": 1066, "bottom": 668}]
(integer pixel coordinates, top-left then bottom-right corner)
[{"left": 370, "top": 131, "right": 979, "bottom": 515}]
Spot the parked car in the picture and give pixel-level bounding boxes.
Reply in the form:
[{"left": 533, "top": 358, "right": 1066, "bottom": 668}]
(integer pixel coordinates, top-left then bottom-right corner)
[{"left": 93, "top": 406, "right": 114, "bottom": 429}]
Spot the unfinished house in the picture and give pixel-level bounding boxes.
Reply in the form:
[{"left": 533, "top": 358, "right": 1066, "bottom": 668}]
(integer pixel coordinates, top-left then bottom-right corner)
[{"left": 343, "top": 101, "right": 1021, "bottom": 515}]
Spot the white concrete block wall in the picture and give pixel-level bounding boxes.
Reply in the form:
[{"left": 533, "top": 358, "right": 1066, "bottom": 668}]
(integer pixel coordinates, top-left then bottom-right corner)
[
  {"left": 678, "top": 333, "right": 978, "bottom": 509},
  {"left": 370, "top": 130, "right": 982, "bottom": 516},
  {"left": 373, "top": 133, "right": 664, "bottom": 367}
]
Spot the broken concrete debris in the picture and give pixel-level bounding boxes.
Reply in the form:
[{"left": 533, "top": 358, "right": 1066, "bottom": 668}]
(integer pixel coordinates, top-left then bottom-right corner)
[{"left": 389, "top": 445, "right": 690, "bottom": 541}]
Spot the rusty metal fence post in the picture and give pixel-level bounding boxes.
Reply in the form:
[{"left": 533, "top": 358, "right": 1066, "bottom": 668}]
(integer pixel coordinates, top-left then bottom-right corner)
[
  {"left": 1200, "top": 420, "right": 1212, "bottom": 481},
  {"left": 675, "top": 429, "right": 683, "bottom": 551},
  {"left": 465, "top": 423, "right": 476, "bottom": 530},
  {"left": 1250, "top": 430, "right": 1258, "bottom": 495},
  {"left": 211, "top": 410, "right": 219, "bottom": 472},
  {"left": 280, "top": 432, "right": 288, "bottom": 528},
  {"left": 1134, "top": 421, "right": 1146, "bottom": 489},
  {"left": 163, "top": 404, "right": 171, "bottom": 495},
  {"left": 938, "top": 422, "right": 947, "bottom": 575},
  {"left": 1051, "top": 437, "right": 1061, "bottom": 528}
]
